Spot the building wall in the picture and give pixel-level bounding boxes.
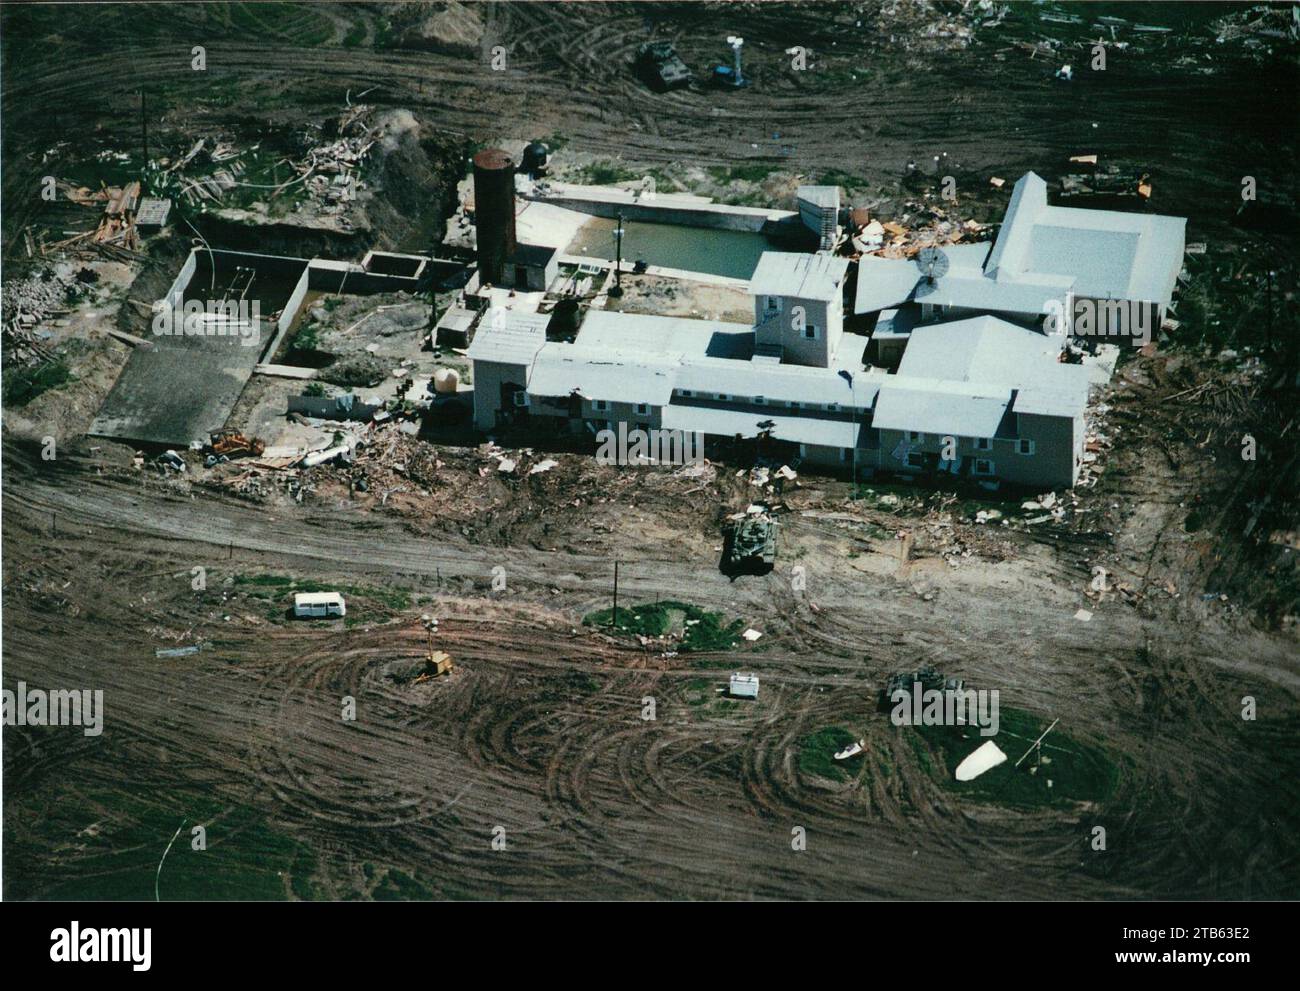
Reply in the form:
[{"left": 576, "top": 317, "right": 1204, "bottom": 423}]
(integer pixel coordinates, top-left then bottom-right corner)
[
  {"left": 1070, "top": 297, "right": 1162, "bottom": 345},
  {"left": 875, "top": 419, "right": 1079, "bottom": 489},
  {"left": 1002, "top": 412, "right": 1081, "bottom": 488},
  {"left": 472, "top": 359, "right": 529, "bottom": 431},
  {"left": 752, "top": 293, "right": 841, "bottom": 367}
]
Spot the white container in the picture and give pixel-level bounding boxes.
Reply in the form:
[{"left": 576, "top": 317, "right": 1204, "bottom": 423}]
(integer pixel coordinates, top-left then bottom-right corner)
[
  {"left": 293, "top": 592, "right": 346, "bottom": 618},
  {"left": 729, "top": 673, "right": 760, "bottom": 699},
  {"left": 433, "top": 367, "right": 460, "bottom": 394}
]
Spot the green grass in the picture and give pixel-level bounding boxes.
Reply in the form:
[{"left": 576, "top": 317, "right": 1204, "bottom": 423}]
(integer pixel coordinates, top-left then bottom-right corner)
[
  {"left": 912, "top": 707, "right": 1120, "bottom": 810},
  {"left": 707, "top": 163, "right": 773, "bottom": 184},
  {"left": 233, "top": 573, "right": 411, "bottom": 614},
  {"left": 571, "top": 161, "right": 642, "bottom": 186},
  {"left": 583, "top": 600, "right": 746, "bottom": 652},
  {"left": 797, "top": 726, "right": 859, "bottom": 782},
  {"left": 342, "top": 21, "right": 367, "bottom": 48},
  {"left": 5, "top": 789, "right": 318, "bottom": 901},
  {"left": 2, "top": 358, "right": 74, "bottom": 407}
]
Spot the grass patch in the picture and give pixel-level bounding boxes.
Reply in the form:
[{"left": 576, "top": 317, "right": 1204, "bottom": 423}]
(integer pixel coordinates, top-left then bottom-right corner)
[
  {"left": 912, "top": 706, "right": 1120, "bottom": 810},
  {"left": 583, "top": 600, "right": 746, "bottom": 652},
  {"left": 797, "top": 726, "right": 859, "bottom": 782},
  {"left": 234, "top": 573, "right": 411, "bottom": 614},
  {"left": 4, "top": 788, "right": 318, "bottom": 901},
  {"left": 708, "top": 163, "right": 773, "bottom": 184},
  {"left": 3, "top": 358, "right": 74, "bottom": 407},
  {"left": 571, "top": 160, "right": 641, "bottom": 186}
]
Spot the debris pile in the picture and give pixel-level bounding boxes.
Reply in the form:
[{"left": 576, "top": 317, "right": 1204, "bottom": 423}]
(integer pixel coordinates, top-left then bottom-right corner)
[
  {"left": 1, "top": 271, "right": 80, "bottom": 367},
  {"left": 859, "top": 200, "right": 991, "bottom": 260},
  {"left": 875, "top": 0, "right": 1008, "bottom": 52}
]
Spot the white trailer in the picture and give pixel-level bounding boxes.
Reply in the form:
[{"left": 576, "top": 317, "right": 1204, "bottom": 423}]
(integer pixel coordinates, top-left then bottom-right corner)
[
  {"left": 293, "top": 591, "right": 346, "bottom": 618},
  {"left": 729, "top": 673, "right": 760, "bottom": 699}
]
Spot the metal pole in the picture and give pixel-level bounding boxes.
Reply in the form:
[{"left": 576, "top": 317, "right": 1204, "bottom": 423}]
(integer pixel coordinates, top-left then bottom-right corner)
[
  {"left": 612, "top": 560, "right": 619, "bottom": 628},
  {"left": 610, "top": 213, "right": 625, "bottom": 298},
  {"left": 141, "top": 90, "right": 149, "bottom": 185}
]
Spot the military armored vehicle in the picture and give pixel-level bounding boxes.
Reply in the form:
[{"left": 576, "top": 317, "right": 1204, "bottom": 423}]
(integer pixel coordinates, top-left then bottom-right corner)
[
  {"left": 881, "top": 668, "right": 966, "bottom": 710},
  {"left": 635, "top": 42, "right": 692, "bottom": 92},
  {"left": 726, "top": 516, "right": 778, "bottom": 569}
]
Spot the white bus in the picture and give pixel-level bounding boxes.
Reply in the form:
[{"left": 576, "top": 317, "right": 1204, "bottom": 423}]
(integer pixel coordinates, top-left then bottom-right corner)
[
  {"left": 293, "top": 592, "right": 346, "bottom": 618},
  {"left": 729, "top": 673, "right": 760, "bottom": 699}
]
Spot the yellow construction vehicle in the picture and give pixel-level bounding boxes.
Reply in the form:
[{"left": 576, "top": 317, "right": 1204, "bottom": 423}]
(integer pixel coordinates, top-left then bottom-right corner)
[{"left": 411, "top": 651, "right": 454, "bottom": 685}]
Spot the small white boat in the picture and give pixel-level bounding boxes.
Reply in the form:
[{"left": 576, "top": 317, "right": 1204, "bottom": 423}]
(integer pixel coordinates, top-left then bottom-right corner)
[
  {"left": 834, "top": 740, "right": 865, "bottom": 760},
  {"left": 955, "top": 740, "right": 1007, "bottom": 781}
]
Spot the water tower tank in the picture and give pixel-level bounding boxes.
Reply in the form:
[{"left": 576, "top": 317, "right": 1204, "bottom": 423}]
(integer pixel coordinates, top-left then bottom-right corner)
[
  {"left": 472, "top": 148, "right": 517, "bottom": 286},
  {"left": 433, "top": 367, "right": 460, "bottom": 394}
]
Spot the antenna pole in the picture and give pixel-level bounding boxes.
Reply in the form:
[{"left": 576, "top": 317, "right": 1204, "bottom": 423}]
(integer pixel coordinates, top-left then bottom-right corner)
[{"left": 1014, "top": 717, "right": 1060, "bottom": 768}]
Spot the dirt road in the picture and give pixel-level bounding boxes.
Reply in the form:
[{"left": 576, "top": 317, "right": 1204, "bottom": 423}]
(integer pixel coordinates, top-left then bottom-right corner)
[{"left": 5, "top": 442, "right": 1297, "bottom": 899}]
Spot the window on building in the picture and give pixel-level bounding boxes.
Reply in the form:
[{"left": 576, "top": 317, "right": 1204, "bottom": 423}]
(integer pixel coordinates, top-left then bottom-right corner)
[
  {"left": 826, "top": 402, "right": 839, "bottom": 412},
  {"left": 764, "top": 296, "right": 782, "bottom": 315},
  {"left": 1017, "top": 439, "right": 1035, "bottom": 455},
  {"left": 679, "top": 389, "right": 693, "bottom": 398},
  {"left": 905, "top": 452, "right": 925, "bottom": 469},
  {"left": 974, "top": 437, "right": 992, "bottom": 452},
  {"left": 787, "top": 401, "right": 800, "bottom": 409},
  {"left": 798, "top": 444, "right": 808, "bottom": 457},
  {"left": 593, "top": 399, "right": 609, "bottom": 412},
  {"left": 511, "top": 392, "right": 530, "bottom": 408},
  {"left": 634, "top": 402, "right": 650, "bottom": 416},
  {"left": 804, "top": 324, "right": 819, "bottom": 340},
  {"left": 841, "top": 448, "right": 852, "bottom": 462},
  {"left": 973, "top": 458, "right": 995, "bottom": 476},
  {"left": 907, "top": 431, "right": 924, "bottom": 443},
  {"left": 754, "top": 396, "right": 766, "bottom": 405},
  {"left": 716, "top": 393, "right": 729, "bottom": 401}
]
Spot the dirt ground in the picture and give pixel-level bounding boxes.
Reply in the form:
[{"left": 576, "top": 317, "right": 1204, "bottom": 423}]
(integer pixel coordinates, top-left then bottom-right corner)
[{"left": 3, "top": 2, "right": 1299, "bottom": 900}]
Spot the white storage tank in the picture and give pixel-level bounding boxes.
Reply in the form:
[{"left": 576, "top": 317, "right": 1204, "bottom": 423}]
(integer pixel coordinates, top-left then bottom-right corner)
[
  {"left": 293, "top": 592, "right": 346, "bottom": 618},
  {"left": 433, "top": 367, "right": 460, "bottom": 394},
  {"left": 729, "top": 673, "right": 760, "bottom": 699}
]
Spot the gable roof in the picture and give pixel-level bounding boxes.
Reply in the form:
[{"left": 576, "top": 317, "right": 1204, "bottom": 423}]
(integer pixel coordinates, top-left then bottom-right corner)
[
  {"left": 986, "top": 171, "right": 1186, "bottom": 306},
  {"left": 873, "top": 378, "right": 1012, "bottom": 439}
]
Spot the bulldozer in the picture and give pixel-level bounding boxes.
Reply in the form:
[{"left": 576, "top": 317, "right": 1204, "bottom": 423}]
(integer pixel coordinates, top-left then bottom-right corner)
[{"left": 208, "top": 428, "right": 266, "bottom": 459}]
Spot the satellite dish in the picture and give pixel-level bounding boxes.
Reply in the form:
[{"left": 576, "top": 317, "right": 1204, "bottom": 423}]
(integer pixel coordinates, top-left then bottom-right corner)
[{"left": 913, "top": 246, "right": 950, "bottom": 297}]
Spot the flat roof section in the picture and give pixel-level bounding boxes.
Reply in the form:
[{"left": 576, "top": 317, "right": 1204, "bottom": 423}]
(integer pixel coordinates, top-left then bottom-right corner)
[{"left": 750, "top": 251, "right": 849, "bottom": 301}]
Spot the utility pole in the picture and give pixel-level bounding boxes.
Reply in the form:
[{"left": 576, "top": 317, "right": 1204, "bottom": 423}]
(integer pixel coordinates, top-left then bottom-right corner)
[
  {"left": 140, "top": 89, "right": 149, "bottom": 187},
  {"left": 611, "top": 559, "right": 620, "bottom": 628},
  {"left": 609, "top": 212, "right": 625, "bottom": 298}
]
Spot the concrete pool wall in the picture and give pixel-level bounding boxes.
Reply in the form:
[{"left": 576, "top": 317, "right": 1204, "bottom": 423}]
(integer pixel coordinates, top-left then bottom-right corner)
[{"left": 527, "top": 181, "right": 801, "bottom": 235}]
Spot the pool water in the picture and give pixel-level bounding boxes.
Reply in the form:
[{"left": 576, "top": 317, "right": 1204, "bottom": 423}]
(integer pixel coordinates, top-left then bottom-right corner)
[{"left": 566, "top": 217, "right": 778, "bottom": 280}]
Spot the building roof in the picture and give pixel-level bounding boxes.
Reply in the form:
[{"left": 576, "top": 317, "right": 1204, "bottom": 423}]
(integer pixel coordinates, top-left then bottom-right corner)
[
  {"left": 511, "top": 242, "right": 557, "bottom": 267},
  {"left": 854, "top": 255, "right": 920, "bottom": 313},
  {"left": 662, "top": 403, "right": 869, "bottom": 449},
  {"left": 986, "top": 171, "right": 1186, "bottom": 306},
  {"left": 576, "top": 309, "right": 752, "bottom": 358},
  {"left": 675, "top": 359, "right": 878, "bottom": 409},
  {"left": 893, "top": 315, "right": 1091, "bottom": 423},
  {"left": 527, "top": 346, "right": 678, "bottom": 407},
  {"left": 872, "top": 378, "right": 1013, "bottom": 439},
  {"left": 916, "top": 270, "right": 1072, "bottom": 316},
  {"left": 898, "top": 315, "right": 1064, "bottom": 383},
  {"left": 1012, "top": 363, "right": 1091, "bottom": 418},
  {"left": 465, "top": 311, "right": 549, "bottom": 365},
  {"left": 750, "top": 251, "right": 849, "bottom": 301}
]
